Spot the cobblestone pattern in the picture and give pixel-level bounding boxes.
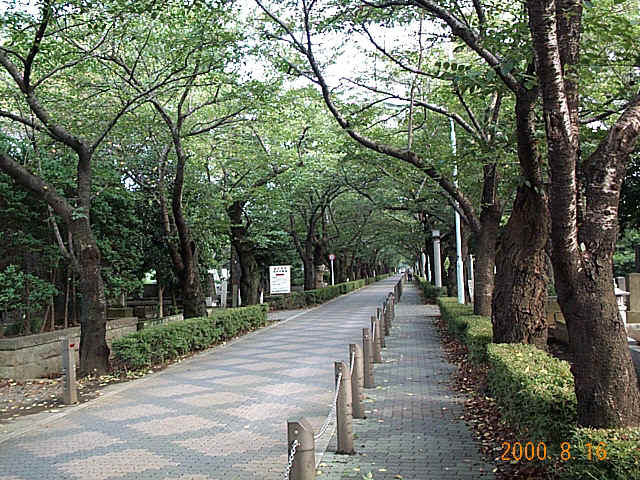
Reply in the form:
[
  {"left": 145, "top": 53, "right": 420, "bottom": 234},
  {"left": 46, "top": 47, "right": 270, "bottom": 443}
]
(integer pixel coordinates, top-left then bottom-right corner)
[
  {"left": 317, "top": 284, "right": 494, "bottom": 480},
  {"left": 0, "top": 279, "right": 397, "bottom": 480}
]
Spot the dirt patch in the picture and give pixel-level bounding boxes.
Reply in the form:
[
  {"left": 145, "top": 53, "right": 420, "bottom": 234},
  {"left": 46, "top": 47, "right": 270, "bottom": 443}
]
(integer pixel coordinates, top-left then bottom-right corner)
[{"left": 0, "top": 369, "right": 159, "bottom": 423}]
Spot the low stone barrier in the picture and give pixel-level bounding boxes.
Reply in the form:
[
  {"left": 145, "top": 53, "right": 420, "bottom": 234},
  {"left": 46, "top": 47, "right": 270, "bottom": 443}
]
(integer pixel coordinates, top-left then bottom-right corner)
[
  {"left": 137, "top": 313, "right": 184, "bottom": 330},
  {"left": 0, "top": 317, "right": 138, "bottom": 380}
]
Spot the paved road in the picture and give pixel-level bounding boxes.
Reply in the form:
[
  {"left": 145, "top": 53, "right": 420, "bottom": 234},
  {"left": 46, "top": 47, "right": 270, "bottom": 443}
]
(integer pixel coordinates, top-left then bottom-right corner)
[
  {"left": 318, "top": 283, "right": 493, "bottom": 480},
  {"left": 0, "top": 278, "right": 398, "bottom": 480}
]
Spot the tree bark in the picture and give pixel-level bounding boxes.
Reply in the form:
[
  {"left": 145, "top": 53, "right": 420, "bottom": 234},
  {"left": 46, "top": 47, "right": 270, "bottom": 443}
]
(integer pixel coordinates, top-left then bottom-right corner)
[
  {"left": 71, "top": 218, "right": 110, "bottom": 375},
  {"left": 492, "top": 185, "right": 549, "bottom": 348},
  {"left": 528, "top": 0, "right": 640, "bottom": 427},
  {"left": 492, "top": 89, "right": 550, "bottom": 348},
  {"left": 474, "top": 203, "right": 500, "bottom": 316},
  {"left": 228, "top": 200, "right": 261, "bottom": 305}
]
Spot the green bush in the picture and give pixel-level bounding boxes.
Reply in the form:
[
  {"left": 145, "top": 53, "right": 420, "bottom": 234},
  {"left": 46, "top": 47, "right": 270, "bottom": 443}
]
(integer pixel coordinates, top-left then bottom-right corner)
[
  {"left": 112, "top": 305, "right": 267, "bottom": 369},
  {"left": 437, "top": 297, "right": 490, "bottom": 363},
  {"left": 486, "top": 344, "right": 640, "bottom": 479},
  {"left": 264, "top": 292, "right": 307, "bottom": 310},
  {"left": 464, "top": 316, "right": 493, "bottom": 363},
  {"left": 417, "top": 277, "right": 447, "bottom": 303},
  {"left": 267, "top": 279, "right": 368, "bottom": 311},
  {"left": 560, "top": 427, "right": 640, "bottom": 480},
  {"left": 437, "top": 297, "right": 474, "bottom": 339},
  {"left": 437, "top": 296, "right": 639, "bottom": 479},
  {"left": 486, "top": 343, "right": 577, "bottom": 442}
]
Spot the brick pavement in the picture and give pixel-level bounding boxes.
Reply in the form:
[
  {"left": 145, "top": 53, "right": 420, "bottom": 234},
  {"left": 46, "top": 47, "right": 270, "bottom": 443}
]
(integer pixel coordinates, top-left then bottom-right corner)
[
  {"left": 0, "top": 278, "right": 398, "bottom": 480},
  {"left": 317, "top": 283, "right": 494, "bottom": 480}
]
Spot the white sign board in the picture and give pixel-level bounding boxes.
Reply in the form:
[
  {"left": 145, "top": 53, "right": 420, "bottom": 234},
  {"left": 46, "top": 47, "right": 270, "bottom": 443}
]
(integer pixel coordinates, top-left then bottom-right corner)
[{"left": 269, "top": 265, "right": 291, "bottom": 295}]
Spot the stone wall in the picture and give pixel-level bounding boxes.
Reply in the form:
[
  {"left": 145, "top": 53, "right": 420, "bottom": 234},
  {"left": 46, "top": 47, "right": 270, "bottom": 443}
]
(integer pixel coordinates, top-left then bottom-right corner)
[{"left": 0, "top": 317, "right": 138, "bottom": 380}]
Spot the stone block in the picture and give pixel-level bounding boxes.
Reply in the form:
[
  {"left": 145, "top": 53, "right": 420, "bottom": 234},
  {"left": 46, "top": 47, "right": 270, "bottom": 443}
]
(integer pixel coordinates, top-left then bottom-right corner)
[
  {"left": 545, "top": 297, "right": 564, "bottom": 325},
  {"left": 627, "top": 311, "right": 640, "bottom": 324},
  {"left": 107, "top": 307, "right": 134, "bottom": 318},
  {"left": 627, "top": 273, "right": 640, "bottom": 312}
]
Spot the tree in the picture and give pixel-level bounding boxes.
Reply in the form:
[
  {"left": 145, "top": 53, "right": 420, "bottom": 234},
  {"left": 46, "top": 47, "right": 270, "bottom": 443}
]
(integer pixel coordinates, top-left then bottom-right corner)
[
  {"left": 0, "top": 2, "right": 151, "bottom": 373},
  {"left": 255, "top": 0, "right": 550, "bottom": 344},
  {"left": 527, "top": 0, "right": 640, "bottom": 427}
]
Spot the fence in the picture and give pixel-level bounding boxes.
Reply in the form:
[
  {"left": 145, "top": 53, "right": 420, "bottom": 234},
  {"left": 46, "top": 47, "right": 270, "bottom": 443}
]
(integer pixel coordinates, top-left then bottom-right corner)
[{"left": 282, "top": 274, "right": 405, "bottom": 480}]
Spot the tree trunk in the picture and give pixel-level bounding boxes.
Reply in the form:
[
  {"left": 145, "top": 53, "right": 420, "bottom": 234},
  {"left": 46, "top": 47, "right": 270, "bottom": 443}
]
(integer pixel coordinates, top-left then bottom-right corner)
[
  {"left": 237, "top": 246, "right": 260, "bottom": 305},
  {"left": 71, "top": 219, "right": 110, "bottom": 375},
  {"left": 0, "top": 150, "right": 110, "bottom": 374},
  {"left": 303, "top": 248, "right": 314, "bottom": 290},
  {"left": 527, "top": 0, "right": 640, "bottom": 427},
  {"left": 492, "top": 186, "right": 549, "bottom": 348},
  {"left": 172, "top": 174, "right": 206, "bottom": 318},
  {"left": 180, "top": 259, "right": 206, "bottom": 318},
  {"left": 474, "top": 205, "right": 500, "bottom": 316},
  {"left": 228, "top": 201, "right": 261, "bottom": 305},
  {"left": 560, "top": 275, "right": 640, "bottom": 426},
  {"left": 473, "top": 159, "right": 502, "bottom": 316},
  {"left": 492, "top": 84, "right": 550, "bottom": 349}
]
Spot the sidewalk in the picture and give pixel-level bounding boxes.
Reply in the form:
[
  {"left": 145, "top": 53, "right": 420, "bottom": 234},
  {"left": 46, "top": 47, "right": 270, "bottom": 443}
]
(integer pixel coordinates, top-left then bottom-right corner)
[
  {"left": 317, "top": 283, "right": 494, "bottom": 480},
  {"left": 0, "top": 278, "right": 398, "bottom": 480}
]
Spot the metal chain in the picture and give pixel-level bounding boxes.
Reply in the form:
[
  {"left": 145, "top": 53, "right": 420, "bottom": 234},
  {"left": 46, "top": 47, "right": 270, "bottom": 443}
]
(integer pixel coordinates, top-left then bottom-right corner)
[
  {"left": 349, "top": 350, "right": 355, "bottom": 376},
  {"left": 283, "top": 439, "right": 299, "bottom": 480},
  {"left": 314, "top": 371, "right": 343, "bottom": 439}
]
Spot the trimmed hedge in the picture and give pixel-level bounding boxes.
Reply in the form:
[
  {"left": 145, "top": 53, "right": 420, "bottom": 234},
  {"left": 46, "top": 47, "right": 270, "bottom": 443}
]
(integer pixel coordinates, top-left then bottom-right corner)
[
  {"left": 264, "top": 291, "right": 307, "bottom": 310},
  {"left": 417, "top": 277, "right": 447, "bottom": 303},
  {"left": 438, "top": 297, "right": 474, "bottom": 338},
  {"left": 464, "top": 315, "right": 493, "bottom": 363},
  {"left": 266, "top": 277, "right": 387, "bottom": 311},
  {"left": 111, "top": 304, "right": 268, "bottom": 369},
  {"left": 486, "top": 343, "right": 577, "bottom": 442},
  {"left": 436, "top": 296, "right": 639, "bottom": 479},
  {"left": 304, "top": 279, "right": 365, "bottom": 304},
  {"left": 563, "top": 427, "right": 640, "bottom": 480},
  {"left": 438, "top": 297, "right": 491, "bottom": 364}
]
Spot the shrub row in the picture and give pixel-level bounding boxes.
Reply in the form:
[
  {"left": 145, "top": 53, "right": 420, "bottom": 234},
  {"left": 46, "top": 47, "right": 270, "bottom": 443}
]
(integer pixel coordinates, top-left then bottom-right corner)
[
  {"left": 111, "top": 304, "right": 268, "bottom": 370},
  {"left": 266, "top": 275, "right": 389, "bottom": 311},
  {"left": 436, "top": 296, "right": 639, "bottom": 479},
  {"left": 486, "top": 343, "right": 576, "bottom": 442},
  {"left": 416, "top": 276, "right": 447, "bottom": 303},
  {"left": 437, "top": 297, "right": 492, "bottom": 362},
  {"left": 565, "top": 427, "right": 640, "bottom": 480}
]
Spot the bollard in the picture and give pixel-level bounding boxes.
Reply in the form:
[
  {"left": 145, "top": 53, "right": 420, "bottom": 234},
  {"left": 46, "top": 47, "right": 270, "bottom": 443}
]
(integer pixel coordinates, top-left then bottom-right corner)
[
  {"left": 61, "top": 336, "right": 78, "bottom": 405},
  {"left": 371, "top": 316, "right": 382, "bottom": 363},
  {"left": 362, "top": 328, "right": 375, "bottom": 388},
  {"left": 287, "top": 418, "right": 315, "bottom": 480},
  {"left": 377, "top": 310, "right": 386, "bottom": 348},
  {"left": 349, "top": 344, "right": 365, "bottom": 419},
  {"left": 391, "top": 293, "right": 396, "bottom": 320},
  {"left": 335, "top": 361, "right": 354, "bottom": 454},
  {"left": 376, "top": 312, "right": 385, "bottom": 350},
  {"left": 383, "top": 299, "right": 390, "bottom": 336}
]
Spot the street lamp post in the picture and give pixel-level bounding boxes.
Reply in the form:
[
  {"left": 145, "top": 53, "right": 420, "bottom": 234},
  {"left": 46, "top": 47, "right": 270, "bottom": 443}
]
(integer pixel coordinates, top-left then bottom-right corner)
[
  {"left": 432, "top": 230, "right": 442, "bottom": 288},
  {"left": 451, "top": 118, "right": 465, "bottom": 304}
]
